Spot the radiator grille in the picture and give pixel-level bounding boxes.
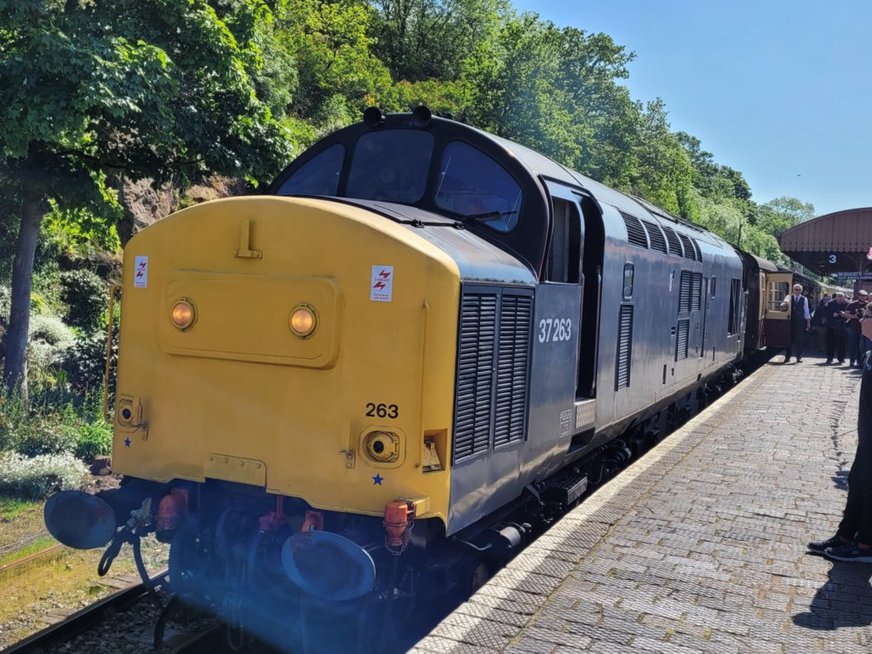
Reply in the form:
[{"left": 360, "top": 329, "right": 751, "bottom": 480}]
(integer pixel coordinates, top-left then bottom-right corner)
[
  {"left": 663, "top": 226, "right": 683, "bottom": 257},
  {"left": 691, "top": 238, "right": 703, "bottom": 261},
  {"left": 676, "top": 319, "right": 690, "bottom": 360},
  {"left": 493, "top": 295, "right": 533, "bottom": 447},
  {"left": 642, "top": 220, "right": 668, "bottom": 254},
  {"left": 620, "top": 212, "right": 649, "bottom": 248},
  {"left": 678, "top": 271, "right": 692, "bottom": 314},
  {"left": 454, "top": 289, "right": 532, "bottom": 463},
  {"left": 616, "top": 304, "right": 634, "bottom": 389}
]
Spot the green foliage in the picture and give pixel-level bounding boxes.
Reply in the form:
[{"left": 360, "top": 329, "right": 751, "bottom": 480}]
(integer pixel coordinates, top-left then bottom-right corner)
[
  {"left": 74, "top": 416, "right": 113, "bottom": 462},
  {"left": 27, "top": 314, "right": 75, "bottom": 394},
  {"left": 0, "top": 451, "right": 87, "bottom": 499},
  {"left": 61, "top": 331, "right": 117, "bottom": 397},
  {"left": 59, "top": 270, "right": 107, "bottom": 333}
]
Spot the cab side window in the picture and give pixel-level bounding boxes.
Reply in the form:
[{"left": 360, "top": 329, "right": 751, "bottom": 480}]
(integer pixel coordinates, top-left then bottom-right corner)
[{"left": 275, "top": 144, "right": 344, "bottom": 196}]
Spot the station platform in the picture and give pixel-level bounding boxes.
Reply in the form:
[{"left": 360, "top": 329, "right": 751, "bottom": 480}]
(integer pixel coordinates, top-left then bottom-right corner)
[{"left": 413, "top": 357, "right": 871, "bottom": 654}]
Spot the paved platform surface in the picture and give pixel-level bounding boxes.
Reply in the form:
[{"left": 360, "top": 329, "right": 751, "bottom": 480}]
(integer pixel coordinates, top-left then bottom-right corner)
[{"left": 413, "top": 358, "right": 871, "bottom": 653}]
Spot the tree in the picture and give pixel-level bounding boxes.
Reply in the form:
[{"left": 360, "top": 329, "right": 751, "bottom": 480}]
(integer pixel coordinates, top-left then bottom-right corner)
[
  {"left": 370, "top": 0, "right": 507, "bottom": 83},
  {"left": 0, "top": 0, "right": 292, "bottom": 395}
]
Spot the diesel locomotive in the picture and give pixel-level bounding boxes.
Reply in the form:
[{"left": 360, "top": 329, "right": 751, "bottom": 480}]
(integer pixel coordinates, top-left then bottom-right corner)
[{"left": 45, "top": 107, "right": 814, "bottom": 651}]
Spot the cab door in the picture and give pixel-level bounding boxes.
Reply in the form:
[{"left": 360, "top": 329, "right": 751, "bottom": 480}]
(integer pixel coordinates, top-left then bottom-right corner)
[{"left": 763, "top": 272, "right": 792, "bottom": 348}]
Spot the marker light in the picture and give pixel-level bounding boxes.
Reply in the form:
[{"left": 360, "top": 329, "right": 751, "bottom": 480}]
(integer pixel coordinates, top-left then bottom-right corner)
[
  {"left": 289, "top": 305, "right": 317, "bottom": 338},
  {"left": 171, "top": 299, "right": 196, "bottom": 330}
]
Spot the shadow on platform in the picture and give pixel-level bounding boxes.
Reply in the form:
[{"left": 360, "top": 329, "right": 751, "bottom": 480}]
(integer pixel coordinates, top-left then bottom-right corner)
[{"left": 793, "top": 561, "right": 872, "bottom": 630}]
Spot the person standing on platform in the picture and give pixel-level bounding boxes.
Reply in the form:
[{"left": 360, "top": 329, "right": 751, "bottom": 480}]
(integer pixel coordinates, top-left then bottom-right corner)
[
  {"left": 780, "top": 283, "right": 811, "bottom": 363},
  {"left": 813, "top": 294, "right": 832, "bottom": 354},
  {"left": 824, "top": 292, "right": 850, "bottom": 364},
  {"left": 808, "top": 318, "right": 872, "bottom": 563},
  {"left": 845, "top": 290, "right": 869, "bottom": 367}
]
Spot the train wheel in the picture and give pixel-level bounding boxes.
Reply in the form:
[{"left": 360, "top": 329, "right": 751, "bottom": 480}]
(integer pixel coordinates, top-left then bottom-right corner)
[{"left": 468, "top": 559, "right": 491, "bottom": 595}]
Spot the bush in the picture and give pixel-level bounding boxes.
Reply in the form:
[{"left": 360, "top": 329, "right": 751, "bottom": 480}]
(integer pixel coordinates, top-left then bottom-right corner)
[
  {"left": 0, "top": 451, "right": 87, "bottom": 499},
  {"left": 60, "top": 331, "right": 117, "bottom": 396},
  {"left": 27, "top": 314, "right": 75, "bottom": 394},
  {"left": 59, "top": 269, "right": 107, "bottom": 333},
  {"left": 75, "top": 418, "right": 113, "bottom": 461},
  {"left": 12, "top": 415, "right": 78, "bottom": 457}
]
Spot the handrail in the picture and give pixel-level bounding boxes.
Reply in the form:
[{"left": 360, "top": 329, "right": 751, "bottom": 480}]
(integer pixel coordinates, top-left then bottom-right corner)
[{"left": 103, "top": 284, "right": 122, "bottom": 422}]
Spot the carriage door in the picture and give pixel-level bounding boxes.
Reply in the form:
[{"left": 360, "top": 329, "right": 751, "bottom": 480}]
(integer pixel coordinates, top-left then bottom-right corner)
[{"left": 763, "top": 272, "right": 792, "bottom": 348}]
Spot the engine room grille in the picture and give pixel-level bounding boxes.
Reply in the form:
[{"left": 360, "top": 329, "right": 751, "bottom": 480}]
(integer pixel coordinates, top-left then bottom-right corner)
[
  {"left": 662, "top": 226, "right": 683, "bottom": 257},
  {"left": 676, "top": 319, "right": 690, "bottom": 360},
  {"left": 642, "top": 220, "right": 668, "bottom": 254},
  {"left": 620, "top": 212, "right": 649, "bottom": 249},
  {"left": 678, "top": 271, "right": 692, "bottom": 314},
  {"left": 615, "top": 304, "right": 634, "bottom": 390},
  {"left": 678, "top": 233, "right": 697, "bottom": 261},
  {"left": 454, "top": 288, "right": 533, "bottom": 463},
  {"left": 493, "top": 295, "right": 532, "bottom": 447},
  {"left": 691, "top": 272, "right": 703, "bottom": 311}
]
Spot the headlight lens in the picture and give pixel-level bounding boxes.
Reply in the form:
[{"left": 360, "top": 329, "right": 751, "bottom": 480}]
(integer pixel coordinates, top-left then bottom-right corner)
[
  {"left": 289, "top": 305, "right": 317, "bottom": 338},
  {"left": 171, "top": 300, "right": 196, "bottom": 330}
]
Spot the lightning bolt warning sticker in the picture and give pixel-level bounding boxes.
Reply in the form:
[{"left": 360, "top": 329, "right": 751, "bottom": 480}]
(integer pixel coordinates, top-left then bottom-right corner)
[
  {"left": 134, "top": 256, "right": 149, "bottom": 289},
  {"left": 370, "top": 265, "right": 394, "bottom": 302}
]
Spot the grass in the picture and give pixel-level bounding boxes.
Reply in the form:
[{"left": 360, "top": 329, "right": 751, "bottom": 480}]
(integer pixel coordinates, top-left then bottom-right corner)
[
  {"left": 0, "top": 496, "right": 40, "bottom": 521},
  {"left": 0, "top": 535, "right": 57, "bottom": 568}
]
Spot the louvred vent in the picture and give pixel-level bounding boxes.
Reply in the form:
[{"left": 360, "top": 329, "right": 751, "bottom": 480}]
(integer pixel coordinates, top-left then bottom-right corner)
[
  {"left": 454, "top": 288, "right": 532, "bottom": 464},
  {"left": 620, "top": 212, "right": 649, "bottom": 249},
  {"left": 642, "top": 220, "right": 668, "bottom": 254},
  {"left": 616, "top": 304, "right": 633, "bottom": 389}
]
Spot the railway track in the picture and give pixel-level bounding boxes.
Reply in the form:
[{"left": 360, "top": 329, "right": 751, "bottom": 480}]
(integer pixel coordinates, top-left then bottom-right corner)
[{"left": 1, "top": 569, "right": 168, "bottom": 654}]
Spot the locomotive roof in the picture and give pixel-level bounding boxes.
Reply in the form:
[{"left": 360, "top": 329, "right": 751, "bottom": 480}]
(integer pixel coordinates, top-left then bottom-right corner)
[{"left": 270, "top": 110, "right": 737, "bottom": 272}]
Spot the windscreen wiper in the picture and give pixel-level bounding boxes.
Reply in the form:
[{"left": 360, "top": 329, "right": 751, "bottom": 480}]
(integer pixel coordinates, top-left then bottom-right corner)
[{"left": 461, "top": 210, "right": 519, "bottom": 223}]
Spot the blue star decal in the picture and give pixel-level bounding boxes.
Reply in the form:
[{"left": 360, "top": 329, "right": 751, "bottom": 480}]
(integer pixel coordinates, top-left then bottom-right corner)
[
  {"left": 372, "top": 474, "right": 383, "bottom": 486},
  {"left": 124, "top": 437, "right": 132, "bottom": 448}
]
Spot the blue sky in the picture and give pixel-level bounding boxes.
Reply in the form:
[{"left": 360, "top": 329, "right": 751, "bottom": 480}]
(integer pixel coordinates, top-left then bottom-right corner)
[{"left": 512, "top": 0, "right": 872, "bottom": 217}]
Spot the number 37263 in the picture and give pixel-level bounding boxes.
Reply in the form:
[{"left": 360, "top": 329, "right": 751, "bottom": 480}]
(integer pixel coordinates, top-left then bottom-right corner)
[{"left": 538, "top": 318, "right": 572, "bottom": 343}]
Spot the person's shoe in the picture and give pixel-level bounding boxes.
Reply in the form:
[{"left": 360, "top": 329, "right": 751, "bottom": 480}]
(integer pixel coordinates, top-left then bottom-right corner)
[
  {"left": 808, "top": 535, "right": 846, "bottom": 554},
  {"left": 825, "top": 358, "right": 833, "bottom": 364},
  {"left": 796, "top": 358, "right": 802, "bottom": 362},
  {"left": 824, "top": 542, "right": 872, "bottom": 563},
  {"left": 838, "top": 359, "right": 845, "bottom": 364},
  {"left": 783, "top": 357, "right": 791, "bottom": 364}
]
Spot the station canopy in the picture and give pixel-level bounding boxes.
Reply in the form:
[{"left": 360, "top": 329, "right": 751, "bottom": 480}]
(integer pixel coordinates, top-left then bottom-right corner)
[{"left": 779, "top": 208, "right": 872, "bottom": 277}]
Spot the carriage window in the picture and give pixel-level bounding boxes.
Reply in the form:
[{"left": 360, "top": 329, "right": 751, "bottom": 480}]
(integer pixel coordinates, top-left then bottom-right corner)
[
  {"left": 767, "top": 281, "right": 790, "bottom": 311},
  {"left": 346, "top": 130, "right": 433, "bottom": 203},
  {"left": 276, "top": 144, "right": 344, "bottom": 196},
  {"left": 435, "top": 141, "right": 522, "bottom": 233}
]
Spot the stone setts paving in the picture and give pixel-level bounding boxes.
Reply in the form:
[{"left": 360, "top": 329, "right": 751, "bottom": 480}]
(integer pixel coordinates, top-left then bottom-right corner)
[{"left": 412, "top": 359, "right": 870, "bottom": 653}]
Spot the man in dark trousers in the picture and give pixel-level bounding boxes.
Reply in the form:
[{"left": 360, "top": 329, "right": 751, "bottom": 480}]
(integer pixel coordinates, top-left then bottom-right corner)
[
  {"left": 780, "top": 283, "right": 811, "bottom": 363},
  {"left": 824, "top": 292, "right": 850, "bottom": 364},
  {"left": 808, "top": 319, "right": 872, "bottom": 562}
]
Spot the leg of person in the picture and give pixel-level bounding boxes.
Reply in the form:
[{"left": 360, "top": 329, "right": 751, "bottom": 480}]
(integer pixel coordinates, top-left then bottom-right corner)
[
  {"left": 795, "top": 324, "right": 805, "bottom": 362},
  {"left": 825, "top": 368, "right": 872, "bottom": 562},
  {"left": 837, "top": 332, "right": 847, "bottom": 364},
  {"left": 849, "top": 327, "right": 860, "bottom": 367},
  {"left": 825, "top": 328, "right": 835, "bottom": 364}
]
